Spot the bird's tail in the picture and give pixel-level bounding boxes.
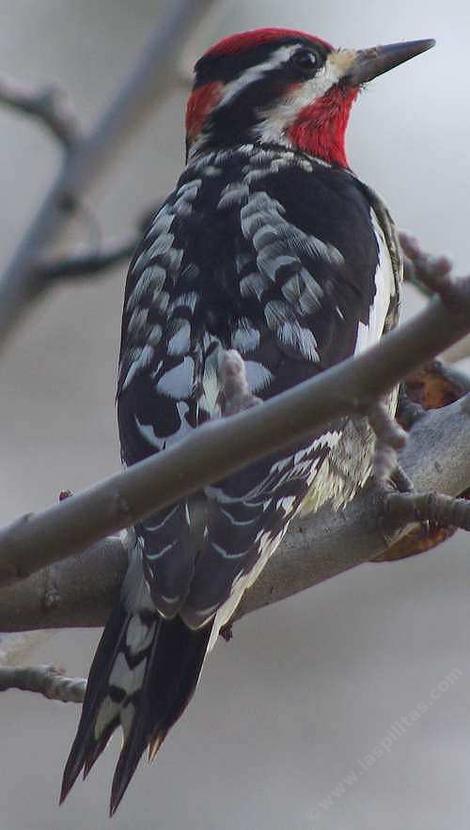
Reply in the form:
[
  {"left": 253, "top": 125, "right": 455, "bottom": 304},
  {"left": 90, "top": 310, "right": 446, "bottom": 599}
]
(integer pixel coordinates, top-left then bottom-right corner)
[{"left": 60, "top": 563, "right": 211, "bottom": 815}]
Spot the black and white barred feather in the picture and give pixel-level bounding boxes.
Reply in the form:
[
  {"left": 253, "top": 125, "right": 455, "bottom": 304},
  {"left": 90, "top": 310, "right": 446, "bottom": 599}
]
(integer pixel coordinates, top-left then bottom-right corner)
[{"left": 61, "top": 143, "right": 401, "bottom": 812}]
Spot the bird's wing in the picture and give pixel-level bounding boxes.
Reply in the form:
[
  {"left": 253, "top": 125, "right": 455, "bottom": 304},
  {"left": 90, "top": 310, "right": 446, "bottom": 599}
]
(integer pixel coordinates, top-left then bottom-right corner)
[
  {"left": 180, "top": 154, "right": 401, "bottom": 629},
  {"left": 117, "top": 149, "right": 401, "bottom": 628},
  {"left": 117, "top": 181, "right": 208, "bottom": 618}
]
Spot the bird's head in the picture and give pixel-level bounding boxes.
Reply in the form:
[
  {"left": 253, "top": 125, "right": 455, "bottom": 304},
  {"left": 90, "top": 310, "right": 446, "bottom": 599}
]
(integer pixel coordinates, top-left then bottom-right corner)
[{"left": 186, "top": 28, "right": 435, "bottom": 166}]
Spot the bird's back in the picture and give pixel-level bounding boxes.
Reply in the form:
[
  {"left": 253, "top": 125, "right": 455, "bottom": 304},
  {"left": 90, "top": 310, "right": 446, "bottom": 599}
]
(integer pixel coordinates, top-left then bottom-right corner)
[{"left": 117, "top": 143, "right": 401, "bottom": 631}]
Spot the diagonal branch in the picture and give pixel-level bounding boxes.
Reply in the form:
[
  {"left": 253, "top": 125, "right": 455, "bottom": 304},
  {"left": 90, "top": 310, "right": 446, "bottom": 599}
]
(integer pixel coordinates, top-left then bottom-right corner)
[
  {"left": 0, "top": 392, "right": 468, "bottom": 633},
  {"left": 0, "top": 281, "right": 469, "bottom": 591},
  {"left": 36, "top": 237, "right": 136, "bottom": 282},
  {"left": 5, "top": 408, "right": 468, "bottom": 705},
  {"left": 400, "top": 230, "right": 453, "bottom": 296},
  {"left": 0, "top": 664, "right": 86, "bottom": 703},
  {"left": 400, "top": 230, "right": 470, "bottom": 364}
]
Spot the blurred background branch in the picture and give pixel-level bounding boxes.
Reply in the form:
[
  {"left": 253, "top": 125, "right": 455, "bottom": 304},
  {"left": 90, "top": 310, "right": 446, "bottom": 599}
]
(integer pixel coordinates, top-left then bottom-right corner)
[
  {"left": 0, "top": 663, "right": 86, "bottom": 702},
  {"left": 0, "top": 0, "right": 216, "bottom": 354},
  {"left": 0, "top": 76, "right": 80, "bottom": 148}
]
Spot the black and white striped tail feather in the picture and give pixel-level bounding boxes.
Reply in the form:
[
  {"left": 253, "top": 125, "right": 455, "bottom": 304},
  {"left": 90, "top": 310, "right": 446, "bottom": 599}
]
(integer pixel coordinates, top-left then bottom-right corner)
[{"left": 60, "top": 586, "right": 211, "bottom": 815}]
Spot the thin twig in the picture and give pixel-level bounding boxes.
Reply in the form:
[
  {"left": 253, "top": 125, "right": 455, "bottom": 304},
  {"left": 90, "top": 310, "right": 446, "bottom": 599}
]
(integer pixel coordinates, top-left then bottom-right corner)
[
  {"left": 401, "top": 236, "right": 469, "bottom": 367},
  {"left": 0, "top": 664, "right": 86, "bottom": 703},
  {"left": 400, "top": 231, "right": 470, "bottom": 364},
  {"left": 0, "top": 76, "right": 80, "bottom": 148},
  {"left": 37, "top": 237, "right": 136, "bottom": 282},
  {"left": 400, "top": 230, "right": 453, "bottom": 297},
  {"left": 386, "top": 491, "right": 470, "bottom": 531},
  {"left": 35, "top": 198, "right": 162, "bottom": 284}
]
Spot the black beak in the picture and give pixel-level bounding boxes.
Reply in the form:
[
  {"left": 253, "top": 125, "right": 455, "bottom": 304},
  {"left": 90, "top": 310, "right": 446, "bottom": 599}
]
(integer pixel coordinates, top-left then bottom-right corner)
[{"left": 345, "top": 38, "right": 435, "bottom": 85}]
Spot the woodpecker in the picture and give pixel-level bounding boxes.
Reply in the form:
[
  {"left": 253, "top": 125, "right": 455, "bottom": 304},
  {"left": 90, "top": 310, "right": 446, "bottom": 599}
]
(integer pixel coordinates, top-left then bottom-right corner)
[{"left": 61, "top": 28, "right": 434, "bottom": 814}]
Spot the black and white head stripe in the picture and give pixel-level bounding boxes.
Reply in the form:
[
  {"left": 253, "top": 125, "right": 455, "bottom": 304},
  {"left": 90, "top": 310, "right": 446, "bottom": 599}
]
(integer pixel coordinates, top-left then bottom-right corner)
[
  {"left": 216, "top": 43, "right": 303, "bottom": 108},
  {"left": 184, "top": 31, "right": 363, "bottom": 162},
  {"left": 188, "top": 38, "right": 334, "bottom": 155},
  {"left": 194, "top": 32, "right": 331, "bottom": 89}
]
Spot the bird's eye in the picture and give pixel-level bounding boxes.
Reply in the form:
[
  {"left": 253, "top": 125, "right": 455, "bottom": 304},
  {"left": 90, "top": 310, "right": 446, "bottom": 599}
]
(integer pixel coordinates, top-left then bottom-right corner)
[{"left": 292, "top": 50, "right": 318, "bottom": 76}]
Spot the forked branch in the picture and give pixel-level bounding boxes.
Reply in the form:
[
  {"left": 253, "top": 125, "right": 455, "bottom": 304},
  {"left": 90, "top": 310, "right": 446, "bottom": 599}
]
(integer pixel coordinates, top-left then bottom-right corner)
[
  {"left": 0, "top": 0, "right": 217, "bottom": 352},
  {"left": 0, "top": 664, "right": 86, "bottom": 703},
  {"left": 0, "top": 76, "right": 80, "bottom": 148}
]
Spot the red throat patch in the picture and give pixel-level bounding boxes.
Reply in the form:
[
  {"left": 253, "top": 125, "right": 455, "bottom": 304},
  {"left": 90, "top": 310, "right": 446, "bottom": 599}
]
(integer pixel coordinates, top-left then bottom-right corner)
[
  {"left": 287, "top": 86, "right": 358, "bottom": 167},
  {"left": 186, "top": 82, "right": 223, "bottom": 143}
]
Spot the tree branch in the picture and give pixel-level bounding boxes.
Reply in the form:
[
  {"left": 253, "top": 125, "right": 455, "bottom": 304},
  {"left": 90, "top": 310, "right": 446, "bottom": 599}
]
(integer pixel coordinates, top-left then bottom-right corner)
[
  {"left": 36, "top": 237, "right": 137, "bottom": 282},
  {"left": 0, "top": 76, "right": 80, "bottom": 148},
  {"left": 442, "top": 333, "right": 470, "bottom": 365},
  {"left": 400, "top": 230, "right": 453, "bottom": 296},
  {"left": 0, "top": 0, "right": 216, "bottom": 353},
  {"left": 0, "top": 271, "right": 468, "bottom": 590},
  {"left": 5, "top": 395, "right": 467, "bottom": 703},
  {"left": 0, "top": 664, "right": 86, "bottom": 702},
  {"left": 0, "top": 393, "right": 468, "bottom": 633},
  {"left": 400, "top": 231, "right": 470, "bottom": 364},
  {"left": 386, "top": 491, "right": 470, "bottom": 530},
  {"left": 34, "top": 201, "right": 163, "bottom": 283}
]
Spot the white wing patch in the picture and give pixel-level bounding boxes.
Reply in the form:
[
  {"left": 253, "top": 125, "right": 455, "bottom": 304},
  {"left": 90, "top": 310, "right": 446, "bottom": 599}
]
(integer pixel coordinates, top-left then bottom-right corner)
[
  {"left": 156, "top": 356, "right": 194, "bottom": 399},
  {"left": 238, "top": 189, "right": 343, "bottom": 362},
  {"left": 122, "top": 345, "right": 154, "bottom": 391},
  {"left": 134, "top": 416, "right": 166, "bottom": 450},
  {"left": 208, "top": 526, "right": 287, "bottom": 651},
  {"left": 200, "top": 337, "right": 222, "bottom": 416},
  {"left": 109, "top": 654, "right": 146, "bottom": 702},
  {"left": 168, "top": 320, "right": 192, "bottom": 356},
  {"left": 137, "top": 401, "right": 192, "bottom": 453},
  {"left": 243, "top": 360, "right": 274, "bottom": 393},
  {"left": 231, "top": 322, "right": 260, "bottom": 353},
  {"left": 126, "top": 615, "right": 156, "bottom": 654},
  {"left": 278, "top": 320, "right": 319, "bottom": 360},
  {"left": 354, "top": 209, "right": 396, "bottom": 356}
]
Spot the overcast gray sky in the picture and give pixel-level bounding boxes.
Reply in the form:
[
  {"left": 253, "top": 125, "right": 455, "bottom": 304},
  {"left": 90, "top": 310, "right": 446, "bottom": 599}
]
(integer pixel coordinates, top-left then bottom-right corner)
[{"left": 0, "top": 2, "right": 469, "bottom": 829}]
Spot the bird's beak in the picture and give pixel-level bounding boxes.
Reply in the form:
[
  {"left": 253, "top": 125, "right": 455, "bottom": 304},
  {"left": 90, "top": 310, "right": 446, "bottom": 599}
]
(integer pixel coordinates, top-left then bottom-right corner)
[{"left": 343, "top": 38, "right": 435, "bottom": 86}]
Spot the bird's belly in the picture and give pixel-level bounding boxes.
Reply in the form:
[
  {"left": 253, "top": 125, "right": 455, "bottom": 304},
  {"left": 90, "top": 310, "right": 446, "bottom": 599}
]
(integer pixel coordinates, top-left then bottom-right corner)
[{"left": 300, "top": 386, "right": 399, "bottom": 514}]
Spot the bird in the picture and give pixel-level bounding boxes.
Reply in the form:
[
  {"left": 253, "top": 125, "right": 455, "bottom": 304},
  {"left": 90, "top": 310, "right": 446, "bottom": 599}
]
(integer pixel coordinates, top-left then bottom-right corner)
[{"left": 61, "top": 27, "right": 434, "bottom": 814}]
